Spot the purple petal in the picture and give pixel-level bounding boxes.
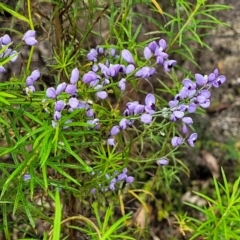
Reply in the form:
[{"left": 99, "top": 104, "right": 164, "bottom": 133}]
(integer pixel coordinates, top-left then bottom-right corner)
[
  {"left": 86, "top": 109, "right": 94, "bottom": 117},
  {"left": 96, "top": 91, "right": 108, "bottom": 99},
  {"left": 23, "top": 30, "right": 36, "bottom": 40},
  {"left": 163, "top": 60, "right": 177, "bottom": 72},
  {"left": 23, "top": 174, "right": 31, "bottom": 181},
  {"left": 145, "top": 93, "right": 156, "bottom": 110},
  {"left": 70, "top": 68, "right": 79, "bottom": 84},
  {"left": 118, "top": 173, "right": 127, "bottom": 181},
  {"left": 82, "top": 71, "right": 99, "bottom": 84},
  {"left": 140, "top": 113, "right": 152, "bottom": 124},
  {"left": 68, "top": 97, "right": 79, "bottom": 109},
  {"left": 55, "top": 100, "right": 65, "bottom": 111},
  {"left": 148, "top": 41, "right": 158, "bottom": 52},
  {"left": 56, "top": 82, "right": 67, "bottom": 95},
  {"left": 195, "top": 73, "right": 208, "bottom": 86},
  {"left": 173, "top": 110, "right": 184, "bottom": 119},
  {"left": 46, "top": 87, "right": 56, "bottom": 98},
  {"left": 121, "top": 49, "right": 134, "bottom": 64},
  {"left": 87, "top": 48, "right": 98, "bottom": 61},
  {"left": 125, "top": 64, "right": 135, "bottom": 74},
  {"left": 9, "top": 50, "right": 18, "bottom": 62},
  {"left": 182, "top": 117, "right": 193, "bottom": 125},
  {"left": 110, "top": 125, "right": 120, "bottom": 136},
  {"left": 157, "top": 158, "right": 169, "bottom": 166},
  {"left": 30, "top": 69, "right": 40, "bottom": 81},
  {"left": 134, "top": 104, "right": 145, "bottom": 115},
  {"left": 118, "top": 78, "right": 126, "bottom": 91},
  {"left": 171, "top": 136, "right": 183, "bottom": 147},
  {"left": 65, "top": 84, "right": 77, "bottom": 95},
  {"left": 24, "top": 37, "right": 38, "bottom": 46},
  {"left": 188, "top": 133, "right": 198, "bottom": 147},
  {"left": 26, "top": 76, "right": 34, "bottom": 86},
  {"left": 0, "top": 34, "right": 11, "bottom": 45},
  {"left": 159, "top": 39, "right": 167, "bottom": 50},
  {"left": 119, "top": 118, "right": 128, "bottom": 130},
  {"left": 54, "top": 111, "right": 61, "bottom": 120},
  {"left": 144, "top": 47, "right": 152, "bottom": 59},
  {"left": 126, "top": 176, "right": 134, "bottom": 183},
  {"left": 107, "top": 138, "right": 115, "bottom": 146}
]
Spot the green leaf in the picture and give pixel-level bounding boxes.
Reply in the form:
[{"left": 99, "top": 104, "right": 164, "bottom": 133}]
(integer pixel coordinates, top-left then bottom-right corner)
[
  {"left": 52, "top": 190, "right": 62, "bottom": 240},
  {"left": 0, "top": 3, "right": 30, "bottom": 24}
]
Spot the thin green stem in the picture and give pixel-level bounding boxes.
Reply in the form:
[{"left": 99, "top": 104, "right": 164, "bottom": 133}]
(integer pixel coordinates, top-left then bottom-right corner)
[
  {"left": 26, "top": 0, "right": 34, "bottom": 71},
  {"left": 167, "top": 2, "right": 203, "bottom": 51}
]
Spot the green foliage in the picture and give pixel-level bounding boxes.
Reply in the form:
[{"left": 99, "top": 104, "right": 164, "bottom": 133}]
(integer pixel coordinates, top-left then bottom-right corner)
[
  {"left": 0, "top": 0, "right": 231, "bottom": 239},
  {"left": 186, "top": 168, "right": 240, "bottom": 240}
]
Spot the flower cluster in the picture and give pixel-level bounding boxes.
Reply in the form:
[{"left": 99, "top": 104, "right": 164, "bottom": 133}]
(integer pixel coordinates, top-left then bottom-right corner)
[
  {"left": 143, "top": 39, "right": 177, "bottom": 72},
  {"left": 23, "top": 69, "right": 40, "bottom": 94},
  {"left": 91, "top": 168, "right": 134, "bottom": 193},
  {"left": 0, "top": 34, "right": 18, "bottom": 72},
  {"left": 107, "top": 93, "right": 156, "bottom": 146},
  {"left": 167, "top": 68, "right": 226, "bottom": 148}
]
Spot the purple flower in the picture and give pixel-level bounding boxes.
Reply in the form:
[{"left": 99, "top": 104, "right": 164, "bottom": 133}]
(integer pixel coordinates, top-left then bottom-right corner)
[
  {"left": 144, "top": 47, "right": 152, "bottom": 59},
  {"left": 126, "top": 176, "right": 134, "bottom": 183},
  {"left": 46, "top": 87, "right": 57, "bottom": 98},
  {"left": 126, "top": 101, "right": 139, "bottom": 114},
  {"left": 118, "top": 78, "right": 126, "bottom": 91},
  {"left": 188, "top": 133, "right": 198, "bottom": 147},
  {"left": 145, "top": 93, "right": 156, "bottom": 113},
  {"left": 163, "top": 60, "right": 177, "bottom": 72},
  {"left": 26, "top": 76, "right": 35, "bottom": 86},
  {"left": 182, "top": 117, "right": 193, "bottom": 125},
  {"left": 170, "top": 110, "right": 184, "bottom": 121},
  {"left": 157, "top": 158, "right": 169, "bottom": 166},
  {"left": 159, "top": 39, "right": 167, "bottom": 51},
  {"left": 54, "top": 111, "right": 61, "bottom": 120},
  {"left": 109, "top": 182, "right": 115, "bottom": 191},
  {"left": 110, "top": 126, "right": 120, "bottom": 136},
  {"left": 140, "top": 113, "right": 152, "bottom": 124},
  {"left": 55, "top": 100, "right": 65, "bottom": 111},
  {"left": 70, "top": 68, "right": 79, "bottom": 84},
  {"left": 213, "top": 75, "right": 226, "bottom": 88},
  {"left": 0, "top": 34, "right": 11, "bottom": 45},
  {"left": 135, "top": 67, "right": 155, "bottom": 78},
  {"left": 65, "top": 84, "right": 77, "bottom": 95},
  {"left": 87, "top": 49, "right": 98, "bottom": 62},
  {"left": 119, "top": 118, "right": 129, "bottom": 130},
  {"left": 107, "top": 138, "right": 115, "bottom": 146},
  {"left": 195, "top": 73, "right": 208, "bottom": 86},
  {"left": 171, "top": 136, "right": 183, "bottom": 147},
  {"left": 94, "top": 85, "right": 108, "bottom": 99},
  {"left": 134, "top": 104, "right": 145, "bottom": 115},
  {"left": 118, "top": 172, "right": 127, "bottom": 181},
  {"left": 23, "top": 30, "right": 38, "bottom": 46},
  {"left": 68, "top": 97, "right": 79, "bottom": 109},
  {"left": 156, "top": 52, "right": 169, "bottom": 65},
  {"left": 82, "top": 71, "right": 99, "bottom": 84},
  {"left": 9, "top": 50, "right": 18, "bottom": 62},
  {"left": 31, "top": 69, "right": 40, "bottom": 81},
  {"left": 121, "top": 49, "right": 134, "bottom": 64},
  {"left": 23, "top": 174, "right": 31, "bottom": 181},
  {"left": 125, "top": 64, "right": 135, "bottom": 74},
  {"left": 56, "top": 82, "right": 67, "bottom": 95},
  {"left": 86, "top": 109, "right": 94, "bottom": 117},
  {"left": 148, "top": 41, "right": 158, "bottom": 52}
]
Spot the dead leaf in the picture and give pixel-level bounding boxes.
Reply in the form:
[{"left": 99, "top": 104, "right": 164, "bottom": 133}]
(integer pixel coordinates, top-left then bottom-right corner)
[{"left": 201, "top": 150, "right": 220, "bottom": 178}]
